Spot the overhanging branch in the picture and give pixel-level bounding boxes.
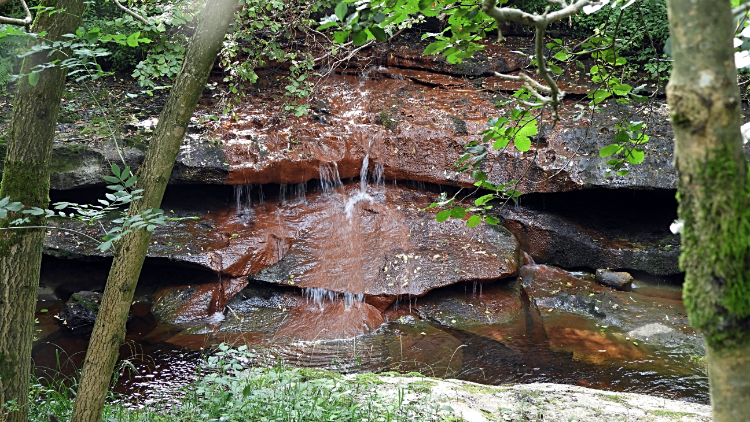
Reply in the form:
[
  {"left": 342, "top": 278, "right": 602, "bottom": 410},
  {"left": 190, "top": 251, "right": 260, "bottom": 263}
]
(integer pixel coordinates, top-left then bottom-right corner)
[{"left": 0, "top": 0, "right": 32, "bottom": 26}]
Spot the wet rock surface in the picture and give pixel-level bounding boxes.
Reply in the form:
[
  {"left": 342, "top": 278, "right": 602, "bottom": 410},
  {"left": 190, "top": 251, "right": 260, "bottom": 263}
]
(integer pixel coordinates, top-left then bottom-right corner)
[
  {"left": 45, "top": 183, "right": 522, "bottom": 311},
  {"left": 249, "top": 185, "right": 521, "bottom": 310},
  {"left": 520, "top": 264, "right": 705, "bottom": 355},
  {"left": 55, "top": 291, "right": 103, "bottom": 333},
  {"left": 595, "top": 269, "right": 633, "bottom": 290},
  {"left": 497, "top": 192, "right": 680, "bottom": 275}
]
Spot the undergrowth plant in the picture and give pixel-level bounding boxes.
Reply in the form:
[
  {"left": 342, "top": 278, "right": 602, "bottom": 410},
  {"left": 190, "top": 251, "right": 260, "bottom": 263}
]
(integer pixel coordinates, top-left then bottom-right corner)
[{"left": 27, "top": 344, "right": 459, "bottom": 422}]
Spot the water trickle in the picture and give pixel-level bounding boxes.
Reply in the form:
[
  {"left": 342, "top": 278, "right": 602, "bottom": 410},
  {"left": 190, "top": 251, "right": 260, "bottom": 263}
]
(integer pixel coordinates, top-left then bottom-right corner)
[
  {"left": 319, "top": 163, "right": 343, "bottom": 194},
  {"left": 294, "top": 182, "right": 307, "bottom": 202},
  {"left": 279, "top": 184, "right": 287, "bottom": 204},
  {"left": 234, "top": 184, "right": 253, "bottom": 210},
  {"left": 257, "top": 185, "right": 265, "bottom": 205},
  {"left": 360, "top": 150, "right": 370, "bottom": 193},
  {"left": 374, "top": 163, "right": 384, "bottom": 187},
  {"left": 234, "top": 184, "right": 265, "bottom": 210},
  {"left": 344, "top": 191, "right": 374, "bottom": 220},
  {"left": 304, "top": 287, "right": 363, "bottom": 310}
]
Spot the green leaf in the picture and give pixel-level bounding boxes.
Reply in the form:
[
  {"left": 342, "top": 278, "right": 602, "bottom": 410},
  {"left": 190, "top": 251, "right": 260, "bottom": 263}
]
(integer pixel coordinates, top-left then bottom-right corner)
[
  {"left": 589, "top": 89, "right": 612, "bottom": 104},
  {"left": 599, "top": 144, "right": 621, "bottom": 157},
  {"left": 335, "top": 2, "right": 348, "bottom": 22},
  {"left": 514, "top": 135, "right": 531, "bottom": 152},
  {"left": 466, "top": 215, "right": 482, "bottom": 227},
  {"left": 553, "top": 50, "right": 570, "bottom": 61},
  {"left": 127, "top": 31, "right": 141, "bottom": 47},
  {"left": 5, "top": 202, "right": 22, "bottom": 212},
  {"left": 333, "top": 30, "right": 350, "bottom": 44},
  {"left": 103, "top": 176, "right": 120, "bottom": 184},
  {"left": 612, "top": 83, "right": 632, "bottom": 96},
  {"left": 352, "top": 30, "right": 367, "bottom": 46},
  {"left": 451, "top": 207, "right": 466, "bottom": 219},
  {"left": 475, "top": 194, "right": 495, "bottom": 206},
  {"left": 516, "top": 123, "right": 538, "bottom": 137},
  {"left": 370, "top": 26, "right": 387, "bottom": 41},
  {"left": 493, "top": 137, "right": 510, "bottom": 149},
  {"left": 436, "top": 209, "right": 451, "bottom": 222},
  {"left": 111, "top": 163, "right": 121, "bottom": 178},
  {"left": 0, "top": 197, "right": 9, "bottom": 208},
  {"left": 28, "top": 72, "right": 40, "bottom": 86},
  {"left": 626, "top": 148, "right": 645, "bottom": 164},
  {"left": 418, "top": 0, "right": 433, "bottom": 10},
  {"left": 423, "top": 40, "right": 445, "bottom": 55},
  {"left": 485, "top": 216, "right": 500, "bottom": 225}
]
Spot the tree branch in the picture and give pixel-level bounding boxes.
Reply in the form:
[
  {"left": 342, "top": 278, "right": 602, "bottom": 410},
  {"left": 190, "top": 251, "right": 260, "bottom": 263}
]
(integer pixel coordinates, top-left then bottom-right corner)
[
  {"left": 112, "top": 0, "right": 148, "bottom": 25},
  {"left": 481, "top": 0, "right": 596, "bottom": 29},
  {"left": 735, "top": 3, "right": 750, "bottom": 16},
  {"left": 0, "top": 0, "right": 32, "bottom": 26}
]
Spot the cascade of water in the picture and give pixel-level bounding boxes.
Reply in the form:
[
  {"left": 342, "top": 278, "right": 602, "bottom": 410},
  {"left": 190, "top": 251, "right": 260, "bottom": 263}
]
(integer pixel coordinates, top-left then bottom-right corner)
[
  {"left": 257, "top": 185, "right": 265, "bottom": 205},
  {"left": 207, "top": 274, "right": 226, "bottom": 323},
  {"left": 360, "top": 152, "right": 370, "bottom": 193},
  {"left": 304, "top": 287, "right": 363, "bottom": 310},
  {"left": 373, "top": 163, "right": 384, "bottom": 187},
  {"left": 234, "top": 184, "right": 253, "bottom": 210},
  {"left": 279, "top": 184, "right": 287, "bottom": 204},
  {"left": 294, "top": 182, "right": 307, "bottom": 202},
  {"left": 319, "top": 162, "right": 343, "bottom": 194}
]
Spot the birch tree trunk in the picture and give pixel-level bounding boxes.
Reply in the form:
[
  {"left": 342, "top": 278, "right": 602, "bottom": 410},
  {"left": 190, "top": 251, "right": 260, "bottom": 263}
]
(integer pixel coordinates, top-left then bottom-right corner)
[
  {"left": 0, "top": 2, "right": 85, "bottom": 421},
  {"left": 69, "top": 0, "right": 239, "bottom": 420},
  {"left": 665, "top": 1, "right": 750, "bottom": 420}
]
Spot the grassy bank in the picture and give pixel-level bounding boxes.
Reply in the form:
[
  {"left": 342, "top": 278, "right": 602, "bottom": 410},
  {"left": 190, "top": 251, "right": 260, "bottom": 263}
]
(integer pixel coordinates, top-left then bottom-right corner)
[{"left": 22, "top": 345, "right": 456, "bottom": 422}]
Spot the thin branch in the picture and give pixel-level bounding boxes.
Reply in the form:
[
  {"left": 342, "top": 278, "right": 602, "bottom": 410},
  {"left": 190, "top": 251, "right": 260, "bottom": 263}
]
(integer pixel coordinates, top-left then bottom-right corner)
[
  {"left": 735, "top": 3, "right": 750, "bottom": 16},
  {"left": 113, "top": 0, "right": 149, "bottom": 25},
  {"left": 481, "top": 0, "right": 596, "bottom": 29},
  {"left": 0, "top": 225, "right": 102, "bottom": 245},
  {"left": 0, "top": 0, "right": 32, "bottom": 26}
]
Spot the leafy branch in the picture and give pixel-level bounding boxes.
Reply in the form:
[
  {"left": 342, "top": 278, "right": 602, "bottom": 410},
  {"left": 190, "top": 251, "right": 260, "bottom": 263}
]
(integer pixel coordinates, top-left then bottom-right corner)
[{"left": 0, "top": 164, "right": 170, "bottom": 251}]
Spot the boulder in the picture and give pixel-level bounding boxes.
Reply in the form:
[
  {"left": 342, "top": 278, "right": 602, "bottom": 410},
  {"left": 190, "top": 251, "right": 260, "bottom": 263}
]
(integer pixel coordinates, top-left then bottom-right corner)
[
  {"left": 249, "top": 185, "right": 522, "bottom": 310},
  {"left": 595, "top": 269, "right": 633, "bottom": 290},
  {"left": 55, "top": 291, "right": 103, "bottom": 333},
  {"left": 498, "top": 205, "right": 681, "bottom": 276}
]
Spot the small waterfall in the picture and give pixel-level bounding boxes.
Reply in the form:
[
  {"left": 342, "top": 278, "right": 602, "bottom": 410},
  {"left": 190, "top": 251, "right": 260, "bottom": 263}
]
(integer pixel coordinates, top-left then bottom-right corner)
[
  {"left": 373, "top": 163, "right": 384, "bottom": 187},
  {"left": 234, "top": 184, "right": 253, "bottom": 210},
  {"left": 304, "top": 287, "right": 363, "bottom": 310},
  {"left": 344, "top": 138, "right": 378, "bottom": 219},
  {"left": 360, "top": 151, "right": 370, "bottom": 193},
  {"left": 319, "top": 162, "right": 343, "bottom": 194},
  {"left": 279, "top": 184, "right": 287, "bottom": 204},
  {"left": 294, "top": 182, "right": 307, "bottom": 202},
  {"left": 234, "top": 184, "right": 264, "bottom": 210}
]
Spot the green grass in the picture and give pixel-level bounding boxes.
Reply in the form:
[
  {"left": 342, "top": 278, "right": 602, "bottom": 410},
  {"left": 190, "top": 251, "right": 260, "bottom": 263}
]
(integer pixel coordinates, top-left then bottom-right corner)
[
  {"left": 25, "top": 344, "right": 457, "bottom": 422},
  {"left": 648, "top": 409, "right": 692, "bottom": 418}
]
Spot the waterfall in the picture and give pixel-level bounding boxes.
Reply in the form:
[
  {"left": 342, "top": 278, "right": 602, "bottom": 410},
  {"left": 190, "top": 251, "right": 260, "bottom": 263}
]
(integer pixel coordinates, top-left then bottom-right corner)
[
  {"left": 304, "top": 287, "right": 363, "bottom": 310},
  {"left": 374, "top": 163, "right": 384, "bottom": 187},
  {"left": 279, "top": 184, "right": 287, "bottom": 204},
  {"left": 234, "top": 184, "right": 252, "bottom": 210},
  {"left": 319, "top": 162, "right": 343, "bottom": 194},
  {"left": 294, "top": 182, "right": 307, "bottom": 202},
  {"left": 234, "top": 184, "right": 264, "bottom": 211}
]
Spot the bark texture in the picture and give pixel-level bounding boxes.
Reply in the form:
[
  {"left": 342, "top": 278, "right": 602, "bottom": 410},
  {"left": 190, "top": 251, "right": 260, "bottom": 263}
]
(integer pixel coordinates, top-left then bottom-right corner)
[
  {"left": 69, "top": 0, "right": 239, "bottom": 420},
  {"left": 666, "top": 0, "right": 750, "bottom": 420},
  {"left": 0, "top": 1, "right": 85, "bottom": 421}
]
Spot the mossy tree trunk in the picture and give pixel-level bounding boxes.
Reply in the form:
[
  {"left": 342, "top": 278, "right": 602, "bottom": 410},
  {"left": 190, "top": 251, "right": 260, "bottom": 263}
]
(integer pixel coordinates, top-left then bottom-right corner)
[
  {"left": 665, "top": 1, "right": 750, "bottom": 420},
  {"left": 69, "top": 0, "right": 239, "bottom": 420},
  {"left": 0, "top": 1, "right": 85, "bottom": 421}
]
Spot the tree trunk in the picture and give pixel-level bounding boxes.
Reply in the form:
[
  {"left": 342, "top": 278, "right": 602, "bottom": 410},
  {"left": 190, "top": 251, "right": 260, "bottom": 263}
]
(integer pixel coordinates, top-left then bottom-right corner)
[
  {"left": 665, "top": 1, "right": 750, "bottom": 420},
  {"left": 0, "top": 2, "right": 85, "bottom": 421},
  {"left": 69, "top": 0, "right": 239, "bottom": 420}
]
